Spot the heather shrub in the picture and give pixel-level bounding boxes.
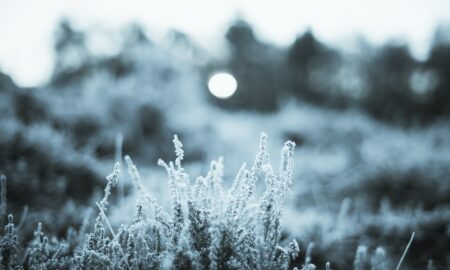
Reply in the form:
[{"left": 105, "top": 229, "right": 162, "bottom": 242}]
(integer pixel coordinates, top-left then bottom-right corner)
[
  {"left": 0, "top": 134, "right": 401, "bottom": 269},
  {"left": 76, "top": 133, "right": 300, "bottom": 269},
  {"left": 0, "top": 134, "right": 306, "bottom": 269}
]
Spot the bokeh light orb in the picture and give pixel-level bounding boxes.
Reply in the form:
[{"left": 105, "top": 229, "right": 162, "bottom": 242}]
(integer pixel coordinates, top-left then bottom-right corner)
[{"left": 208, "top": 72, "right": 237, "bottom": 99}]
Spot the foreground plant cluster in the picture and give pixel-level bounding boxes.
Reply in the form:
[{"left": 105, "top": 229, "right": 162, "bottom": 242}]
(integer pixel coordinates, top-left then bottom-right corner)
[
  {"left": 0, "top": 134, "right": 404, "bottom": 270},
  {"left": 0, "top": 134, "right": 298, "bottom": 269}
]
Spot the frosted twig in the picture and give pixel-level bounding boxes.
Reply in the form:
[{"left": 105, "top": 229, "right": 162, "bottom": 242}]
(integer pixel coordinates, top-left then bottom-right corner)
[
  {"left": 0, "top": 174, "right": 6, "bottom": 216},
  {"left": 96, "top": 202, "right": 116, "bottom": 238},
  {"left": 395, "top": 232, "right": 415, "bottom": 270},
  {"left": 16, "top": 205, "right": 29, "bottom": 230}
]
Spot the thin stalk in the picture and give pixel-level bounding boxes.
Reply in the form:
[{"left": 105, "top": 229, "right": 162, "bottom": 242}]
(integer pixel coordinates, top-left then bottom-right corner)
[{"left": 395, "top": 232, "right": 415, "bottom": 270}]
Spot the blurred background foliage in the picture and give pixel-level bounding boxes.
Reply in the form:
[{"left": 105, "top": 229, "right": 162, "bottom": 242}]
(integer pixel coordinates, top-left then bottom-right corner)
[
  {"left": 0, "top": 18, "right": 449, "bottom": 268},
  {"left": 45, "top": 18, "right": 450, "bottom": 124}
]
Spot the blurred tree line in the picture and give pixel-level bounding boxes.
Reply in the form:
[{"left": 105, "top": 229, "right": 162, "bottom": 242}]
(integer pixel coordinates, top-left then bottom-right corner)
[
  {"left": 46, "top": 19, "right": 450, "bottom": 125},
  {"left": 211, "top": 20, "right": 450, "bottom": 125},
  {"left": 3, "top": 19, "right": 450, "bottom": 129}
]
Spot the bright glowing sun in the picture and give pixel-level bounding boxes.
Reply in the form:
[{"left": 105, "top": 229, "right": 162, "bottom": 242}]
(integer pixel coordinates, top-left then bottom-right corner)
[{"left": 208, "top": 72, "right": 237, "bottom": 99}]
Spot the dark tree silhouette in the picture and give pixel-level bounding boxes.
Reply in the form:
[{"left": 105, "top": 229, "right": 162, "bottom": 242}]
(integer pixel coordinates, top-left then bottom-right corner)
[
  {"left": 362, "top": 44, "right": 417, "bottom": 122},
  {"left": 50, "top": 19, "right": 90, "bottom": 86},
  {"left": 287, "top": 30, "right": 342, "bottom": 106},
  {"left": 425, "top": 34, "right": 450, "bottom": 119},
  {"left": 211, "top": 20, "right": 285, "bottom": 112}
]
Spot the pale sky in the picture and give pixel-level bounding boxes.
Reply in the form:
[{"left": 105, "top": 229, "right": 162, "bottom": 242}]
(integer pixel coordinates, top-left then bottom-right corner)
[{"left": 0, "top": 0, "right": 449, "bottom": 87}]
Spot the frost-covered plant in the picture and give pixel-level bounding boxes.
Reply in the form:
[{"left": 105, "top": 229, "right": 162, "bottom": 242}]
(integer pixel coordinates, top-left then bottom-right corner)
[
  {"left": 27, "top": 222, "right": 71, "bottom": 269},
  {"left": 0, "top": 134, "right": 394, "bottom": 269},
  {"left": 71, "top": 133, "right": 299, "bottom": 269},
  {"left": 1, "top": 215, "right": 20, "bottom": 269}
]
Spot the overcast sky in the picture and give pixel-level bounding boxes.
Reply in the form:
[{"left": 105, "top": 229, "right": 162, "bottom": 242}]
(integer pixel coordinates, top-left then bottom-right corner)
[{"left": 1, "top": 0, "right": 449, "bottom": 87}]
